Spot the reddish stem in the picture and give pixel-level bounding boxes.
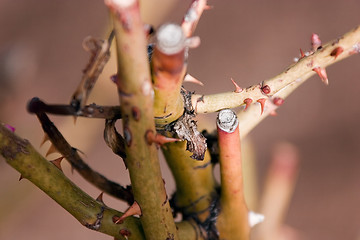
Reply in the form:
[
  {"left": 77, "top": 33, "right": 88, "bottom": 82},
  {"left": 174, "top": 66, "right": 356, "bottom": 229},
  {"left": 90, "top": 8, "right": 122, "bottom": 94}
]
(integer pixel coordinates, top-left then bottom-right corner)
[{"left": 216, "top": 109, "right": 249, "bottom": 240}]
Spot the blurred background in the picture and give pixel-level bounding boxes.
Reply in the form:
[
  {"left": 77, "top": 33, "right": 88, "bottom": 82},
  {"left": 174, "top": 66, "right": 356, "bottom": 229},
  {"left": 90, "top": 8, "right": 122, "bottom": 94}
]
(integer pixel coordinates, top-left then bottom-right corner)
[{"left": 1, "top": 0, "right": 359, "bottom": 239}]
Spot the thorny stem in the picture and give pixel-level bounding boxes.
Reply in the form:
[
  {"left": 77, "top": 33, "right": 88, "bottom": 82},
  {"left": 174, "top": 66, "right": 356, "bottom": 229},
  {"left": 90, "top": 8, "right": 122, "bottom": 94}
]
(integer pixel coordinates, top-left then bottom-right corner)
[
  {"left": 0, "top": 124, "right": 143, "bottom": 239},
  {"left": 237, "top": 77, "right": 297, "bottom": 139},
  {"left": 192, "top": 25, "right": 360, "bottom": 115},
  {"left": 215, "top": 109, "right": 249, "bottom": 240},
  {"left": 107, "top": 0, "right": 179, "bottom": 239},
  {"left": 159, "top": 2, "right": 219, "bottom": 238},
  {"left": 157, "top": 2, "right": 216, "bottom": 237},
  {"left": 13, "top": 0, "right": 359, "bottom": 237},
  {"left": 28, "top": 110, "right": 134, "bottom": 204},
  {"left": 0, "top": 124, "right": 202, "bottom": 240}
]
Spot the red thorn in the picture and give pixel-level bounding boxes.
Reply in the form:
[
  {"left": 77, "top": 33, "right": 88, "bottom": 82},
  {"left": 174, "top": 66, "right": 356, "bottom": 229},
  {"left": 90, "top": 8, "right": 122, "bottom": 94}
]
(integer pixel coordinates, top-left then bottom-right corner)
[
  {"left": 330, "top": 46, "right": 344, "bottom": 59},
  {"left": 19, "top": 174, "right": 23, "bottom": 181},
  {"left": 145, "top": 130, "right": 179, "bottom": 146},
  {"left": 257, "top": 98, "right": 267, "bottom": 115},
  {"left": 183, "top": 74, "right": 204, "bottom": 86},
  {"left": 299, "top": 48, "right": 305, "bottom": 58},
  {"left": 273, "top": 97, "right": 285, "bottom": 106},
  {"left": 112, "top": 215, "right": 121, "bottom": 224},
  {"left": 311, "top": 33, "right": 322, "bottom": 51},
  {"left": 131, "top": 106, "right": 141, "bottom": 121},
  {"left": 243, "top": 98, "right": 253, "bottom": 111},
  {"left": 96, "top": 192, "right": 105, "bottom": 204},
  {"left": 261, "top": 84, "right": 271, "bottom": 95},
  {"left": 231, "top": 78, "right": 243, "bottom": 93},
  {"left": 50, "top": 157, "right": 64, "bottom": 171},
  {"left": 119, "top": 229, "right": 131, "bottom": 238},
  {"left": 115, "top": 201, "right": 141, "bottom": 224},
  {"left": 312, "top": 67, "right": 329, "bottom": 85}
]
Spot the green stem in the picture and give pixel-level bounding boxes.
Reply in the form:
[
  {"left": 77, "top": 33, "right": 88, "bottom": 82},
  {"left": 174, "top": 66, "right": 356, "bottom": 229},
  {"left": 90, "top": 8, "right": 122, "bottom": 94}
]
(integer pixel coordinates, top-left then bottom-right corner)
[
  {"left": 151, "top": 23, "right": 186, "bottom": 129},
  {"left": 162, "top": 142, "right": 217, "bottom": 225},
  {"left": 107, "top": 0, "right": 179, "bottom": 239},
  {"left": 192, "top": 25, "right": 360, "bottom": 114},
  {"left": 0, "top": 124, "right": 144, "bottom": 239},
  {"left": 29, "top": 110, "right": 133, "bottom": 204},
  {"left": 0, "top": 124, "right": 202, "bottom": 239}
]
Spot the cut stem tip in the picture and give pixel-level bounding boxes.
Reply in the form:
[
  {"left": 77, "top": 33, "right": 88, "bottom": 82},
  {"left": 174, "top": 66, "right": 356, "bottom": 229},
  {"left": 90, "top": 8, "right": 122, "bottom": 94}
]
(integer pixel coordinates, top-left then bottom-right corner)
[
  {"left": 217, "top": 109, "right": 239, "bottom": 133},
  {"left": 156, "top": 23, "right": 185, "bottom": 55}
]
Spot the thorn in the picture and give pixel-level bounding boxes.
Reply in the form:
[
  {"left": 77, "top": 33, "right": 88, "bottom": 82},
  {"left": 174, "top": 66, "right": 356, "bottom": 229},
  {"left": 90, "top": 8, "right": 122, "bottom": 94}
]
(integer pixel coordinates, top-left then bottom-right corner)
[
  {"left": 119, "top": 229, "right": 131, "bottom": 239},
  {"left": 73, "top": 147, "right": 87, "bottom": 157},
  {"left": 50, "top": 157, "right": 64, "bottom": 171},
  {"left": 19, "top": 174, "right": 23, "bottom": 181},
  {"left": 96, "top": 192, "right": 105, "bottom": 204},
  {"left": 40, "top": 134, "right": 50, "bottom": 147},
  {"left": 311, "top": 33, "right": 322, "bottom": 51},
  {"left": 312, "top": 67, "right": 329, "bottom": 85},
  {"left": 145, "top": 130, "right": 180, "bottom": 146},
  {"left": 204, "top": 5, "right": 213, "bottom": 10},
  {"left": 257, "top": 98, "right": 267, "bottom": 115},
  {"left": 115, "top": 201, "right": 142, "bottom": 224},
  {"left": 231, "top": 78, "right": 243, "bottom": 93},
  {"left": 46, "top": 144, "right": 58, "bottom": 157},
  {"left": 184, "top": 74, "right": 204, "bottom": 86},
  {"left": 273, "top": 97, "right": 285, "bottom": 106},
  {"left": 110, "top": 74, "right": 118, "bottom": 84},
  {"left": 261, "top": 84, "right": 271, "bottom": 95},
  {"left": 248, "top": 211, "right": 265, "bottom": 228},
  {"left": 243, "top": 98, "right": 253, "bottom": 111},
  {"left": 299, "top": 48, "right": 305, "bottom": 58},
  {"left": 330, "top": 46, "right": 344, "bottom": 59}
]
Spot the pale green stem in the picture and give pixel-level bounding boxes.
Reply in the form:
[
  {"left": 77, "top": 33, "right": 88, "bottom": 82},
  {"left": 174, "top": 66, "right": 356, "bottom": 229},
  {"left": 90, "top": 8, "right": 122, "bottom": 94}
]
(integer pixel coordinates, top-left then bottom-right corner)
[
  {"left": 107, "top": 0, "right": 179, "bottom": 239},
  {"left": 192, "top": 25, "right": 360, "bottom": 115},
  {"left": 0, "top": 124, "right": 202, "bottom": 239}
]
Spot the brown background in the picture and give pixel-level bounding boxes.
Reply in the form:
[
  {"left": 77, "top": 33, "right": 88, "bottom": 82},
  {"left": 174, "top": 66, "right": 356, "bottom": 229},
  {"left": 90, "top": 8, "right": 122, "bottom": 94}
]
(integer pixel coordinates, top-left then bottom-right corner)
[{"left": 0, "top": 0, "right": 359, "bottom": 239}]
